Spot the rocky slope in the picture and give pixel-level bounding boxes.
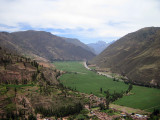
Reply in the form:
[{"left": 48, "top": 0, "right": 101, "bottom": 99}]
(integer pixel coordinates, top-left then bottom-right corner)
[
  {"left": 90, "top": 27, "right": 160, "bottom": 87},
  {"left": 0, "top": 30, "right": 95, "bottom": 61}
]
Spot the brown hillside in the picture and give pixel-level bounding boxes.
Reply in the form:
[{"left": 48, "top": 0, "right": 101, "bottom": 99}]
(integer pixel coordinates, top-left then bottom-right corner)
[
  {"left": 90, "top": 27, "right": 160, "bottom": 87},
  {"left": 0, "top": 47, "right": 86, "bottom": 119},
  {"left": 0, "top": 47, "right": 57, "bottom": 85},
  {"left": 63, "top": 37, "right": 95, "bottom": 53},
  {"left": 0, "top": 30, "right": 95, "bottom": 61}
]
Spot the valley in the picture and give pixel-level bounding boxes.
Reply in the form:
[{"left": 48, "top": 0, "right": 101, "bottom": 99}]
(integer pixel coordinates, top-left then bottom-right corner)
[
  {"left": 54, "top": 61, "right": 160, "bottom": 112},
  {"left": 1, "top": 0, "right": 160, "bottom": 118},
  {"left": 0, "top": 28, "right": 160, "bottom": 119}
]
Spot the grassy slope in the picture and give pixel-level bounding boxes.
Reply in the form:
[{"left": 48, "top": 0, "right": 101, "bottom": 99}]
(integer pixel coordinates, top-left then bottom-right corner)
[{"left": 54, "top": 61, "right": 160, "bottom": 112}]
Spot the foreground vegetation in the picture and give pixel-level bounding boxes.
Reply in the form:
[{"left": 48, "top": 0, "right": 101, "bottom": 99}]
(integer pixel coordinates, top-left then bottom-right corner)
[
  {"left": 54, "top": 61, "right": 160, "bottom": 112},
  {"left": 0, "top": 83, "right": 86, "bottom": 119}
]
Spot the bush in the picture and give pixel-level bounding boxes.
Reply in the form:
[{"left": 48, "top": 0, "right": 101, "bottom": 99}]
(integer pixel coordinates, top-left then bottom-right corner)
[{"left": 28, "top": 114, "right": 37, "bottom": 120}]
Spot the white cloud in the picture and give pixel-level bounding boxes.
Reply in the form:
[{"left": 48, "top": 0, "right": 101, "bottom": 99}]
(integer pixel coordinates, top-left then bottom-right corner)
[{"left": 0, "top": 0, "right": 160, "bottom": 43}]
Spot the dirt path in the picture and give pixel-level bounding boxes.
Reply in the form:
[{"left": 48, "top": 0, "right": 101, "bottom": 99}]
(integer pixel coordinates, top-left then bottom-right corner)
[
  {"left": 83, "top": 61, "right": 91, "bottom": 70},
  {"left": 97, "top": 71, "right": 113, "bottom": 78},
  {"left": 83, "top": 61, "right": 113, "bottom": 78},
  {"left": 110, "top": 104, "right": 150, "bottom": 114}
]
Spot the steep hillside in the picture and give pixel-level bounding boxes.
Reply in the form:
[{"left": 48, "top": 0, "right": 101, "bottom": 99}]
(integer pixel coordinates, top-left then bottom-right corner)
[
  {"left": 0, "top": 47, "right": 86, "bottom": 119},
  {"left": 90, "top": 27, "right": 160, "bottom": 87},
  {"left": 63, "top": 37, "right": 95, "bottom": 53},
  {"left": 0, "top": 46, "right": 58, "bottom": 86},
  {"left": 87, "top": 41, "right": 114, "bottom": 55},
  {"left": 0, "top": 46, "right": 54, "bottom": 117},
  {"left": 0, "top": 30, "right": 95, "bottom": 61}
]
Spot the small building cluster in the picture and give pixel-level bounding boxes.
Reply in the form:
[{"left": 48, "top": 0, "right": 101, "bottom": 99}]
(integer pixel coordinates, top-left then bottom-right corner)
[{"left": 131, "top": 114, "right": 148, "bottom": 120}]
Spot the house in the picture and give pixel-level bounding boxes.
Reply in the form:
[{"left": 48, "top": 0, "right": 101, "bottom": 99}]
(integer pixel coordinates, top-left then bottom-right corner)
[{"left": 121, "top": 113, "right": 126, "bottom": 117}]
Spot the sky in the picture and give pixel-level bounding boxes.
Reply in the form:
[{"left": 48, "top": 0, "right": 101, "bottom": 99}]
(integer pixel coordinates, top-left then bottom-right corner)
[{"left": 0, "top": 0, "right": 160, "bottom": 44}]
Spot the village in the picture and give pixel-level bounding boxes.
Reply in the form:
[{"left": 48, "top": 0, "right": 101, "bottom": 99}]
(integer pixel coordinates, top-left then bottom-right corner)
[
  {"left": 38, "top": 92, "right": 149, "bottom": 120},
  {"left": 84, "top": 93, "right": 149, "bottom": 120}
]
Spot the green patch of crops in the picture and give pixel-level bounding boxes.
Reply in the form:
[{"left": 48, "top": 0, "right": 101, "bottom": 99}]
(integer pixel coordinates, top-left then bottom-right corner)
[
  {"left": 53, "top": 61, "right": 160, "bottom": 112},
  {"left": 53, "top": 61, "right": 89, "bottom": 73},
  {"left": 114, "top": 85, "right": 160, "bottom": 112},
  {"left": 53, "top": 61, "right": 128, "bottom": 95}
]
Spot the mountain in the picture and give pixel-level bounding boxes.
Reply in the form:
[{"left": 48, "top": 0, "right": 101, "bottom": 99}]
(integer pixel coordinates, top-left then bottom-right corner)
[
  {"left": 0, "top": 46, "right": 85, "bottom": 119},
  {"left": 90, "top": 27, "right": 160, "bottom": 87},
  {"left": 0, "top": 30, "right": 95, "bottom": 61},
  {"left": 87, "top": 41, "right": 114, "bottom": 55},
  {"left": 63, "top": 37, "right": 95, "bottom": 53}
]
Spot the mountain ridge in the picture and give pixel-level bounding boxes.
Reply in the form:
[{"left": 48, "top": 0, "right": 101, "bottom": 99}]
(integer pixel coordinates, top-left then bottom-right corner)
[
  {"left": 63, "top": 37, "right": 95, "bottom": 53},
  {"left": 0, "top": 30, "right": 95, "bottom": 61},
  {"left": 90, "top": 27, "right": 160, "bottom": 87}
]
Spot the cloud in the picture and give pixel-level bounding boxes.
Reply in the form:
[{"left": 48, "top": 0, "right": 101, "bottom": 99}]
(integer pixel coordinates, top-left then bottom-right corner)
[{"left": 0, "top": 0, "right": 160, "bottom": 43}]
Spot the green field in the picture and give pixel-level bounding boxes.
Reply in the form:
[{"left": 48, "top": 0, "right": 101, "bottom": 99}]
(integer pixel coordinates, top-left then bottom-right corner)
[
  {"left": 53, "top": 61, "right": 160, "bottom": 112},
  {"left": 114, "top": 85, "right": 160, "bottom": 111},
  {"left": 54, "top": 61, "right": 129, "bottom": 96}
]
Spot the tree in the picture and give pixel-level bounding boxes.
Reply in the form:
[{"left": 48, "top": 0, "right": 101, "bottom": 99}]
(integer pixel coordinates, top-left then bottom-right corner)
[
  {"left": 15, "top": 79, "right": 19, "bottom": 85},
  {"left": 40, "top": 86, "right": 42, "bottom": 94},
  {"left": 14, "top": 87, "right": 17, "bottom": 96},
  {"left": 106, "top": 99, "right": 110, "bottom": 109},
  {"left": 153, "top": 109, "right": 159, "bottom": 115},
  {"left": 149, "top": 109, "right": 160, "bottom": 120},
  {"left": 56, "top": 71, "right": 61, "bottom": 79},
  {"left": 105, "top": 90, "right": 110, "bottom": 109},
  {"left": 128, "top": 84, "right": 133, "bottom": 91},
  {"left": 4, "top": 63, "right": 7, "bottom": 70},
  {"left": 6, "top": 86, "right": 9, "bottom": 92},
  {"left": 105, "top": 90, "right": 110, "bottom": 99},
  {"left": 99, "top": 103, "right": 105, "bottom": 110},
  {"left": 126, "top": 84, "right": 133, "bottom": 94},
  {"left": 22, "top": 79, "right": 27, "bottom": 84},
  {"left": 23, "top": 62, "right": 26, "bottom": 68},
  {"left": 22, "top": 98, "right": 26, "bottom": 108},
  {"left": 28, "top": 114, "right": 37, "bottom": 120},
  {"left": 100, "top": 87, "right": 102, "bottom": 93}
]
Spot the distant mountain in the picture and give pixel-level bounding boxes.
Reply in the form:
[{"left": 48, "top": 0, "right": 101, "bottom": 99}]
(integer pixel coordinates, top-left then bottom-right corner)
[
  {"left": 0, "top": 30, "right": 95, "bottom": 61},
  {"left": 63, "top": 38, "right": 95, "bottom": 53},
  {"left": 90, "top": 27, "right": 160, "bottom": 87},
  {"left": 87, "top": 41, "right": 114, "bottom": 55}
]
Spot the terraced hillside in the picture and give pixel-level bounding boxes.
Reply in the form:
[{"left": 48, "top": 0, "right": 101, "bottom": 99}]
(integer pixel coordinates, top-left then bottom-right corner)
[{"left": 0, "top": 47, "right": 86, "bottom": 119}]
